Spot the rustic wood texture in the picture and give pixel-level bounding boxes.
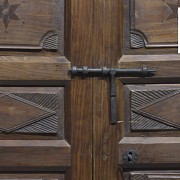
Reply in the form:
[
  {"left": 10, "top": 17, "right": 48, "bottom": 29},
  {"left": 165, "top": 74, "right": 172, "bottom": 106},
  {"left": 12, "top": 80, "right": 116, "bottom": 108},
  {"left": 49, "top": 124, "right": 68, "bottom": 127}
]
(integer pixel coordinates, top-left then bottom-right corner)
[
  {"left": 93, "top": 0, "right": 122, "bottom": 179},
  {"left": 0, "top": 0, "right": 64, "bottom": 52},
  {"left": 122, "top": 0, "right": 178, "bottom": 54},
  {"left": 0, "top": 140, "right": 71, "bottom": 171},
  {"left": 125, "top": 171, "right": 180, "bottom": 180},
  {"left": 0, "top": 56, "right": 70, "bottom": 80},
  {"left": 119, "top": 137, "right": 180, "bottom": 168},
  {"left": 119, "top": 0, "right": 180, "bottom": 179},
  {"left": 0, "top": 87, "right": 64, "bottom": 135},
  {"left": 67, "top": 0, "right": 93, "bottom": 179},
  {"left": 0, "top": 0, "right": 72, "bottom": 177},
  {"left": 124, "top": 84, "right": 180, "bottom": 131},
  {"left": 132, "top": 0, "right": 178, "bottom": 46},
  {"left": 0, "top": 174, "right": 64, "bottom": 180},
  {"left": 119, "top": 55, "right": 180, "bottom": 80}
]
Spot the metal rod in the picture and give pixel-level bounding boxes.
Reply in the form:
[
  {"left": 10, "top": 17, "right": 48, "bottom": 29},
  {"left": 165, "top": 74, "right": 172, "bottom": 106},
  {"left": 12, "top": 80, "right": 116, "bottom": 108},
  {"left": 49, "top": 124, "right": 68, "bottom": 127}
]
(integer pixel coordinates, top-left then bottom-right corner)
[
  {"left": 70, "top": 66, "right": 156, "bottom": 124},
  {"left": 71, "top": 66, "right": 155, "bottom": 76}
]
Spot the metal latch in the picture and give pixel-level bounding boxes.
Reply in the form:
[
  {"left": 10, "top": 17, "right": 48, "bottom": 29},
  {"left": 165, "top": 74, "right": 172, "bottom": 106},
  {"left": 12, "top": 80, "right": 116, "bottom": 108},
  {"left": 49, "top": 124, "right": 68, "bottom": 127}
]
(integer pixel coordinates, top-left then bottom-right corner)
[{"left": 70, "top": 66, "right": 155, "bottom": 124}]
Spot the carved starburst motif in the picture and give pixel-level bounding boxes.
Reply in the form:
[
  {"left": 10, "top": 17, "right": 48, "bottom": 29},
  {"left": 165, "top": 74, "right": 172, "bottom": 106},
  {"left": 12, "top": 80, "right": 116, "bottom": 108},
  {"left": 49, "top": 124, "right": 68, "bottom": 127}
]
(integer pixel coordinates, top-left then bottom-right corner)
[
  {"left": 164, "top": 0, "right": 180, "bottom": 21},
  {"left": 0, "top": 0, "right": 20, "bottom": 30}
]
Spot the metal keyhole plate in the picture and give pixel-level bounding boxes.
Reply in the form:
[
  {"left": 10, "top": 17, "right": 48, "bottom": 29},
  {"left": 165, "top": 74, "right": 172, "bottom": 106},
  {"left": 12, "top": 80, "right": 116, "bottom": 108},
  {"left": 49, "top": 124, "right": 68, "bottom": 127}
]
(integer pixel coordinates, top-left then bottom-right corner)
[{"left": 123, "top": 150, "right": 138, "bottom": 165}]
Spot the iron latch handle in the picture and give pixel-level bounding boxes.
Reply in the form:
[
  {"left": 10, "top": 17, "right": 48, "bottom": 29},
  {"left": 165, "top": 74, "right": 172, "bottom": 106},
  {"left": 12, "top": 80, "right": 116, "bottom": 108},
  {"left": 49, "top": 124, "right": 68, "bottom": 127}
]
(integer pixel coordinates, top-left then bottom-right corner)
[{"left": 70, "top": 66, "right": 155, "bottom": 124}]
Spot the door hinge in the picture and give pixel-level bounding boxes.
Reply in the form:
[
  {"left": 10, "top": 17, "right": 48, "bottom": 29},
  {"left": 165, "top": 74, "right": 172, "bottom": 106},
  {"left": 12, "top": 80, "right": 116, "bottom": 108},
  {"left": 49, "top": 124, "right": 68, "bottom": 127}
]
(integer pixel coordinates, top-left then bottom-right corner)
[{"left": 70, "top": 66, "right": 155, "bottom": 124}]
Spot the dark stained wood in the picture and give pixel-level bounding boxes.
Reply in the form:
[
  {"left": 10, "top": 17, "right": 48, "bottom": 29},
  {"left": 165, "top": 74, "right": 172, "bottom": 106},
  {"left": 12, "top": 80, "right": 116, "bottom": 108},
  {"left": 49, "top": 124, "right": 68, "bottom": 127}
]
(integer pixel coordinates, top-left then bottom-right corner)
[
  {"left": 0, "top": 0, "right": 71, "bottom": 177},
  {"left": 0, "top": 174, "right": 64, "bottom": 180},
  {"left": 92, "top": 0, "right": 121, "bottom": 179},
  {"left": 132, "top": 0, "right": 178, "bottom": 46},
  {"left": 119, "top": 0, "right": 180, "bottom": 179},
  {"left": 0, "top": 140, "right": 71, "bottom": 171},
  {"left": 122, "top": 0, "right": 178, "bottom": 54},
  {"left": 0, "top": 0, "right": 64, "bottom": 52},
  {"left": 67, "top": 0, "right": 93, "bottom": 179},
  {"left": 119, "top": 55, "right": 180, "bottom": 79},
  {"left": 122, "top": 84, "right": 180, "bottom": 138},
  {"left": 123, "top": 84, "right": 180, "bottom": 132},
  {"left": 0, "top": 87, "right": 64, "bottom": 135},
  {"left": 119, "top": 137, "right": 180, "bottom": 168},
  {"left": 124, "top": 171, "right": 180, "bottom": 180},
  {"left": 0, "top": 56, "right": 70, "bottom": 80}
]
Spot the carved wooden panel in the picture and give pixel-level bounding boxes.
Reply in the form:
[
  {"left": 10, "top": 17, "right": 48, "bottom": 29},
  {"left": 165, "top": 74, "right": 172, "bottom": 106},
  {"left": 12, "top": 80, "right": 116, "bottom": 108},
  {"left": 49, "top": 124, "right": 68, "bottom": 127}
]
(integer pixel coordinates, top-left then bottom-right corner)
[
  {"left": 124, "top": 0, "right": 178, "bottom": 49},
  {"left": 0, "top": 87, "right": 64, "bottom": 137},
  {"left": 125, "top": 84, "right": 180, "bottom": 131},
  {"left": 0, "top": 0, "right": 64, "bottom": 52},
  {"left": 124, "top": 171, "right": 180, "bottom": 180},
  {"left": 0, "top": 174, "right": 64, "bottom": 180}
]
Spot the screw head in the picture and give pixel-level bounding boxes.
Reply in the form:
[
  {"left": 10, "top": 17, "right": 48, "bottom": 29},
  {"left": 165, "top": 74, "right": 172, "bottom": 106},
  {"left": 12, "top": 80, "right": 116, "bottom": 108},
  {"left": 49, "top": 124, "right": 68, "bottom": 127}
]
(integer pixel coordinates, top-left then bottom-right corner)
[{"left": 123, "top": 156, "right": 127, "bottom": 160}]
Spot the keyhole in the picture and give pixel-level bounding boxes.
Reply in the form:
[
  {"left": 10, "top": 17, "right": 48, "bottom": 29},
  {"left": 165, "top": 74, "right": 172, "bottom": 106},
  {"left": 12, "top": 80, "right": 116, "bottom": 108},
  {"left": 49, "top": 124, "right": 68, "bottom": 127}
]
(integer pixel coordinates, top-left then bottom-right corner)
[
  {"left": 127, "top": 152, "right": 133, "bottom": 162},
  {"left": 123, "top": 150, "right": 138, "bottom": 165}
]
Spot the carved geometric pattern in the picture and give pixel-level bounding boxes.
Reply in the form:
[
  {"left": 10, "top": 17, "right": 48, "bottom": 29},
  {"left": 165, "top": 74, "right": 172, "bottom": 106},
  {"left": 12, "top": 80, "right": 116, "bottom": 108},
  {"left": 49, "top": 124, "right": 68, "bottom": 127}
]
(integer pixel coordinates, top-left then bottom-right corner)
[
  {"left": 0, "top": 178, "right": 61, "bottom": 180},
  {"left": 40, "top": 0, "right": 64, "bottom": 52},
  {"left": 0, "top": 89, "right": 64, "bottom": 137},
  {"left": 128, "top": 0, "right": 179, "bottom": 49},
  {"left": 42, "top": 33, "right": 59, "bottom": 50},
  {"left": 131, "top": 112, "right": 175, "bottom": 130},
  {"left": 0, "top": 0, "right": 20, "bottom": 30},
  {"left": 0, "top": 179, "right": 61, "bottom": 180},
  {"left": 131, "top": 174, "right": 148, "bottom": 180},
  {"left": 131, "top": 32, "right": 145, "bottom": 49},
  {"left": 131, "top": 88, "right": 180, "bottom": 131},
  {"left": 0, "top": 0, "right": 64, "bottom": 52},
  {"left": 0, "top": 174, "right": 64, "bottom": 180},
  {"left": 55, "top": 0, "right": 64, "bottom": 53},
  {"left": 130, "top": 172, "right": 180, "bottom": 180},
  {"left": 164, "top": 0, "right": 180, "bottom": 21}
]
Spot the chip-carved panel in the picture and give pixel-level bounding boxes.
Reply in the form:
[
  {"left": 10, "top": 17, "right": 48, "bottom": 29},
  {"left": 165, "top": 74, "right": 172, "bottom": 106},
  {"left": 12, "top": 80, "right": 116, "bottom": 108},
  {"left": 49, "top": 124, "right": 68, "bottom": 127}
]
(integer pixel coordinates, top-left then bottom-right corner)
[
  {"left": 125, "top": 171, "right": 180, "bottom": 180},
  {"left": 0, "top": 87, "right": 64, "bottom": 137},
  {"left": 125, "top": 85, "right": 180, "bottom": 131},
  {"left": 0, "top": 0, "right": 64, "bottom": 52},
  {"left": 124, "top": 0, "right": 179, "bottom": 49},
  {"left": 0, "top": 174, "right": 64, "bottom": 180}
]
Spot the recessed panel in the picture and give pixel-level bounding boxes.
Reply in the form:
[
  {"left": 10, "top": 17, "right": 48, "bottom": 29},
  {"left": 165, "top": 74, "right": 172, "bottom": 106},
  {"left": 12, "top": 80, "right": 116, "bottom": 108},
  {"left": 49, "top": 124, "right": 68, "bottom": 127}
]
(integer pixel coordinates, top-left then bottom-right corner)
[
  {"left": 124, "top": 0, "right": 179, "bottom": 49},
  {"left": 124, "top": 171, "right": 180, "bottom": 180},
  {"left": 0, "top": 0, "right": 64, "bottom": 52},
  {"left": 124, "top": 84, "right": 180, "bottom": 131},
  {"left": 0, "top": 87, "right": 64, "bottom": 137},
  {"left": 0, "top": 174, "right": 64, "bottom": 180}
]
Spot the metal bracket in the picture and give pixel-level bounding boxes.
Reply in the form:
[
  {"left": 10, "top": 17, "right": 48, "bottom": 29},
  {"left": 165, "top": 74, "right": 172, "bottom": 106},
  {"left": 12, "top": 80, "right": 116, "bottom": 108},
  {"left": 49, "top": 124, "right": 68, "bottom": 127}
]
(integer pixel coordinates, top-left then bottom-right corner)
[{"left": 70, "top": 66, "right": 155, "bottom": 124}]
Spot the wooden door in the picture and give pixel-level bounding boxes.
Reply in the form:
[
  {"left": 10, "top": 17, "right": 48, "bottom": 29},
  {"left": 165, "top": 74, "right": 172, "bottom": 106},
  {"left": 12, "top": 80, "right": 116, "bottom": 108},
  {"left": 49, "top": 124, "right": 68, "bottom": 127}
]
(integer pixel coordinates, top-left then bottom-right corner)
[
  {"left": 91, "top": 0, "right": 180, "bottom": 179},
  {"left": 0, "top": 0, "right": 179, "bottom": 180},
  {"left": 117, "top": 0, "right": 180, "bottom": 179},
  {"left": 0, "top": 0, "right": 94, "bottom": 178}
]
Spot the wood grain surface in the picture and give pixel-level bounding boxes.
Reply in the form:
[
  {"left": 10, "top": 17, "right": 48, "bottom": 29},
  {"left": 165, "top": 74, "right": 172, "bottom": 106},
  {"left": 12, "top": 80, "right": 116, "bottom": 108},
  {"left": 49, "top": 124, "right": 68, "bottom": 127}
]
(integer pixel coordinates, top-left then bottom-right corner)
[
  {"left": 123, "top": 84, "right": 180, "bottom": 132},
  {"left": 0, "top": 87, "right": 64, "bottom": 135},
  {"left": 119, "top": 137, "right": 180, "bottom": 168},
  {"left": 119, "top": 55, "right": 180, "bottom": 81},
  {"left": 67, "top": 0, "right": 93, "bottom": 179},
  {"left": 132, "top": 0, "right": 178, "bottom": 45},
  {"left": 124, "top": 171, "right": 180, "bottom": 180},
  {"left": 93, "top": 0, "right": 122, "bottom": 179},
  {"left": 0, "top": 140, "right": 71, "bottom": 171},
  {"left": 0, "top": 56, "right": 70, "bottom": 80},
  {"left": 0, "top": 173, "right": 64, "bottom": 180},
  {"left": 0, "top": 0, "right": 64, "bottom": 52}
]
